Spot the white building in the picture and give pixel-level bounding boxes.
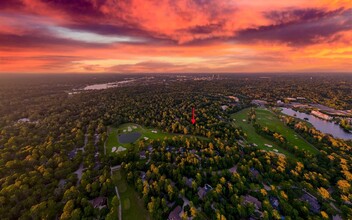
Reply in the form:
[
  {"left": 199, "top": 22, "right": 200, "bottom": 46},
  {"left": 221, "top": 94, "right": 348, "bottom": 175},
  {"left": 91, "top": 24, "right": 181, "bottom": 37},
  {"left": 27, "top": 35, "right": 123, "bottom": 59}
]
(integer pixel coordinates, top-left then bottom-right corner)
[{"left": 311, "top": 110, "right": 332, "bottom": 120}]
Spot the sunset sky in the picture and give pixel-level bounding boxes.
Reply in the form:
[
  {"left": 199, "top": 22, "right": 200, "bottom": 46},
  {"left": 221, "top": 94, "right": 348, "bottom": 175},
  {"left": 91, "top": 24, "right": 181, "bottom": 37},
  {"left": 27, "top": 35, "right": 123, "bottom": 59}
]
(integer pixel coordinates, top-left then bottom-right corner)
[{"left": 1, "top": 0, "right": 352, "bottom": 73}]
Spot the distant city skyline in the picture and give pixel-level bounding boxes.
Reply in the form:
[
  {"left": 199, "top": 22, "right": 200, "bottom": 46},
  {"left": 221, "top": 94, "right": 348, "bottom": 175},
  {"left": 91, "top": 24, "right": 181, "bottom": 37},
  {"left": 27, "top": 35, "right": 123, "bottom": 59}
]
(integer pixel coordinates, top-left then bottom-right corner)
[{"left": 1, "top": 0, "right": 352, "bottom": 73}]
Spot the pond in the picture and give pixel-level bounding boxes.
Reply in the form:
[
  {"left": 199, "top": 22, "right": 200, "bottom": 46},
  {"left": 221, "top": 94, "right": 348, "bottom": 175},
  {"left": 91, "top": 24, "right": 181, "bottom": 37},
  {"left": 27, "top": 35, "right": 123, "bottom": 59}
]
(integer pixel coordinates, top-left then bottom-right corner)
[
  {"left": 118, "top": 132, "right": 142, "bottom": 144},
  {"left": 281, "top": 108, "right": 352, "bottom": 140}
]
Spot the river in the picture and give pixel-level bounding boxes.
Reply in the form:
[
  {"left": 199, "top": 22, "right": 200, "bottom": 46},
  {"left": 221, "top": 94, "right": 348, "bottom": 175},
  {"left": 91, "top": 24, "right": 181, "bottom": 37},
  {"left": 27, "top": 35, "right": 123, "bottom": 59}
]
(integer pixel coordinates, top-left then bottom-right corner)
[{"left": 281, "top": 108, "right": 352, "bottom": 140}]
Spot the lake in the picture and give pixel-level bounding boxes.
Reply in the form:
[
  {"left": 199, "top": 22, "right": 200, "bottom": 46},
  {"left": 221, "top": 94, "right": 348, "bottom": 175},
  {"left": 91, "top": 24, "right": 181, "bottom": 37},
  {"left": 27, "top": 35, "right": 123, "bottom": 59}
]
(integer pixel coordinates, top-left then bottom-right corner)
[
  {"left": 83, "top": 79, "right": 135, "bottom": 90},
  {"left": 281, "top": 108, "right": 352, "bottom": 140}
]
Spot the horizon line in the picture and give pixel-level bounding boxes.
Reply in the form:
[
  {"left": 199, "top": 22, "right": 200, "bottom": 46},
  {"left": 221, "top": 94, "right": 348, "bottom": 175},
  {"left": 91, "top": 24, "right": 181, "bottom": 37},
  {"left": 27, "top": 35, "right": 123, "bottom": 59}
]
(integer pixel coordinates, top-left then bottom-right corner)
[{"left": 1, "top": 72, "right": 352, "bottom": 75}]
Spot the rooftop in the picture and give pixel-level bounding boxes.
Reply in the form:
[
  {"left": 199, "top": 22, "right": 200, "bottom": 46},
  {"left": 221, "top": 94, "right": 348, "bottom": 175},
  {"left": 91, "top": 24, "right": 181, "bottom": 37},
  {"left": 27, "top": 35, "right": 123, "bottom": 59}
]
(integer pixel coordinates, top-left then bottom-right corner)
[
  {"left": 301, "top": 192, "right": 320, "bottom": 213},
  {"left": 168, "top": 206, "right": 182, "bottom": 220},
  {"left": 89, "top": 197, "right": 107, "bottom": 209},
  {"left": 243, "top": 195, "right": 262, "bottom": 210}
]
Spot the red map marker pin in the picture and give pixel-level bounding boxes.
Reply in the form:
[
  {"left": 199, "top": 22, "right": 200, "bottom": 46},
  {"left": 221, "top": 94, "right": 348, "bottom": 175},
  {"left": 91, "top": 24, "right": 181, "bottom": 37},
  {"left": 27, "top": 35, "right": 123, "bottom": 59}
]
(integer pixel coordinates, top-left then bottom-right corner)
[{"left": 191, "top": 107, "right": 196, "bottom": 124}]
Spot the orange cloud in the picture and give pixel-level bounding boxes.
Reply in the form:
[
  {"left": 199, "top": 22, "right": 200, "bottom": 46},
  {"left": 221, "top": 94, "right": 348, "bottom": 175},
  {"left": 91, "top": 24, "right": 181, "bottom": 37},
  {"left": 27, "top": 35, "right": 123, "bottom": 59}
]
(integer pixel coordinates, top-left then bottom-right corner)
[{"left": 1, "top": 0, "right": 352, "bottom": 73}]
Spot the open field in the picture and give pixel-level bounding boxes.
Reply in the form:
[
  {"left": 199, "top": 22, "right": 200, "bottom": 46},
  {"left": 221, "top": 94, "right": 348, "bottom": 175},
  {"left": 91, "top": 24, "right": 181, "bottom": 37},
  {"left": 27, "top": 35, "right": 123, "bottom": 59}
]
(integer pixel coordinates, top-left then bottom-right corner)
[
  {"left": 112, "top": 169, "right": 150, "bottom": 220},
  {"left": 106, "top": 123, "right": 207, "bottom": 155},
  {"left": 106, "top": 123, "right": 175, "bottom": 155},
  {"left": 231, "top": 109, "right": 294, "bottom": 157},
  {"left": 255, "top": 108, "right": 319, "bottom": 154}
]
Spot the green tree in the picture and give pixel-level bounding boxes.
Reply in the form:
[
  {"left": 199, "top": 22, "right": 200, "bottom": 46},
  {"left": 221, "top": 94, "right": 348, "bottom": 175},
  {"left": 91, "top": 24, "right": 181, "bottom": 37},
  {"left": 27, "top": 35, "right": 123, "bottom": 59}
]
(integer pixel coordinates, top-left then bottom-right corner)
[{"left": 60, "top": 200, "right": 75, "bottom": 220}]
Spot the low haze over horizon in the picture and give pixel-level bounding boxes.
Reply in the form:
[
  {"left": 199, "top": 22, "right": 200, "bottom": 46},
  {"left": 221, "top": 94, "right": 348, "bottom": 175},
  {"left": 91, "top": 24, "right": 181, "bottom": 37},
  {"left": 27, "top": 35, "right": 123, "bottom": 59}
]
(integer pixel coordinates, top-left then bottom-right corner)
[{"left": 1, "top": 0, "right": 352, "bottom": 74}]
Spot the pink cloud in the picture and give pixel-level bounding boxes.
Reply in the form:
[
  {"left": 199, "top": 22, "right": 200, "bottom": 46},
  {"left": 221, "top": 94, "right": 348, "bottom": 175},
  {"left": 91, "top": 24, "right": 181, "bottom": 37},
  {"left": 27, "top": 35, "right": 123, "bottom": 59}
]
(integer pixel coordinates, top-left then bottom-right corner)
[{"left": 1, "top": 0, "right": 352, "bottom": 73}]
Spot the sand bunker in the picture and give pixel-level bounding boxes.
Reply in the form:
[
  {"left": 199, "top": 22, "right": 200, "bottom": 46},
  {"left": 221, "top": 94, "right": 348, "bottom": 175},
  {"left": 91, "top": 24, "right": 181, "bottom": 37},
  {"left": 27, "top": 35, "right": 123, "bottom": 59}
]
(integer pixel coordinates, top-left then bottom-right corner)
[
  {"left": 112, "top": 147, "right": 117, "bottom": 152},
  {"left": 117, "top": 146, "right": 126, "bottom": 152}
]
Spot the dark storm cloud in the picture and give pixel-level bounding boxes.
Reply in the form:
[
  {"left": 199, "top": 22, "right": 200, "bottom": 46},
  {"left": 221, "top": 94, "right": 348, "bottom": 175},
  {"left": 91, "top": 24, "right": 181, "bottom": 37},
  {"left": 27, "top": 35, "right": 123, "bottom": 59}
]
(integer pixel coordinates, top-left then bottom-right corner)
[
  {"left": 17, "top": 1, "right": 171, "bottom": 44},
  {"left": 42, "top": 0, "right": 105, "bottom": 18},
  {"left": 1, "top": 0, "right": 351, "bottom": 47},
  {"left": 235, "top": 8, "right": 352, "bottom": 46},
  {"left": 265, "top": 8, "right": 345, "bottom": 24}
]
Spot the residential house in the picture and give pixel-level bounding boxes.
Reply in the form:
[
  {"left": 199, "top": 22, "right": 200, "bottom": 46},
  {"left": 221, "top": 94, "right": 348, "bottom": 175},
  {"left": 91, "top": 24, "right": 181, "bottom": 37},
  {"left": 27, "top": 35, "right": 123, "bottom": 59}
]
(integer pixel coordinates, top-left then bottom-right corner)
[
  {"left": 140, "top": 171, "right": 146, "bottom": 181},
  {"left": 228, "top": 165, "right": 237, "bottom": 174},
  {"left": 68, "top": 150, "right": 77, "bottom": 159},
  {"left": 228, "top": 96, "right": 240, "bottom": 102},
  {"left": 184, "top": 177, "right": 193, "bottom": 188},
  {"left": 333, "top": 215, "right": 343, "bottom": 220},
  {"left": 221, "top": 105, "right": 229, "bottom": 111},
  {"left": 251, "top": 100, "right": 268, "bottom": 107},
  {"left": 198, "top": 184, "right": 213, "bottom": 200},
  {"left": 286, "top": 97, "right": 297, "bottom": 102},
  {"left": 168, "top": 206, "right": 182, "bottom": 220},
  {"left": 90, "top": 197, "right": 107, "bottom": 209},
  {"left": 311, "top": 110, "right": 332, "bottom": 120},
  {"left": 147, "top": 145, "right": 153, "bottom": 152},
  {"left": 243, "top": 195, "right": 262, "bottom": 210},
  {"left": 139, "top": 150, "right": 146, "bottom": 159},
  {"left": 250, "top": 168, "right": 260, "bottom": 178},
  {"left": 301, "top": 192, "right": 320, "bottom": 213},
  {"left": 269, "top": 196, "right": 280, "bottom": 209}
]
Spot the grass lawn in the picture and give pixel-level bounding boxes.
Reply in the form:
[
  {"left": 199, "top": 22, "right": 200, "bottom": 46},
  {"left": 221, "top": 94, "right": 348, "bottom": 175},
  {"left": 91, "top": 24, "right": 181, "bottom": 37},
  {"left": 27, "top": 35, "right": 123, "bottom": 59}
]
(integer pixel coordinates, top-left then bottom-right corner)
[
  {"left": 255, "top": 108, "right": 319, "bottom": 154},
  {"left": 106, "top": 123, "right": 174, "bottom": 155},
  {"left": 106, "top": 123, "right": 207, "bottom": 156},
  {"left": 112, "top": 169, "right": 150, "bottom": 220},
  {"left": 231, "top": 109, "right": 294, "bottom": 157}
]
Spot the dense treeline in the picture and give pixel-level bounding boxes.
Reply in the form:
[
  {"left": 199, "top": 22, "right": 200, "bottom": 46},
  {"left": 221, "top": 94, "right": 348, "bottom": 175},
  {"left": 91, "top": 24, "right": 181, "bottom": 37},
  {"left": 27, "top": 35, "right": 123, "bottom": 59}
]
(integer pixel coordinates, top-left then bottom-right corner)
[{"left": 0, "top": 74, "right": 351, "bottom": 219}]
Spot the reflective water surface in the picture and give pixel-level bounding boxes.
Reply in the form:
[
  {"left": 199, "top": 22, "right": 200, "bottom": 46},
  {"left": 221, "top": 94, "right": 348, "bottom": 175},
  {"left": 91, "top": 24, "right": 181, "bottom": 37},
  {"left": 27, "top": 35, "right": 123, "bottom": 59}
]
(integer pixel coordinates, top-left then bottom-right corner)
[{"left": 281, "top": 108, "right": 352, "bottom": 140}]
